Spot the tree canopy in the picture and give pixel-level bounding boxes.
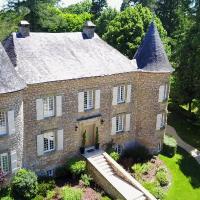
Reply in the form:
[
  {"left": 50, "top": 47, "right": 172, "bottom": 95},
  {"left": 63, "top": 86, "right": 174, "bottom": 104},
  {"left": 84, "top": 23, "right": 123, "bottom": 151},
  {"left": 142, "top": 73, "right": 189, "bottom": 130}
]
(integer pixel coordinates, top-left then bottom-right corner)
[{"left": 103, "top": 5, "right": 169, "bottom": 59}]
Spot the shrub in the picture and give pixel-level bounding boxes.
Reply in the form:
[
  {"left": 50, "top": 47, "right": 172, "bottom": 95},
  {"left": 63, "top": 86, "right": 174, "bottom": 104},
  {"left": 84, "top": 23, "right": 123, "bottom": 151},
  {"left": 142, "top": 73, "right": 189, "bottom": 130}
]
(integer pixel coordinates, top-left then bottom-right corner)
[
  {"left": 143, "top": 181, "right": 166, "bottom": 200},
  {"left": 32, "top": 195, "right": 44, "bottom": 200},
  {"left": 156, "top": 170, "right": 169, "bottom": 186},
  {"left": 37, "top": 179, "right": 56, "bottom": 197},
  {"left": 1, "top": 197, "right": 13, "bottom": 200},
  {"left": 162, "top": 135, "right": 177, "bottom": 157},
  {"left": 61, "top": 186, "right": 82, "bottom": 200},
  {"left": 66, "top": 157, "right": 86, "bottom": 177},
  {"left": 80, "top": 174, "right": 93, "bottom": 187},
  {"left": 132, "top": 163, "right": 151, "bottom": 176},
  {"left": 122, "top": 144, "right": 150, "bottom": 162},
  {"left": 109, "top": 151, "right": 120, "bottom": 161},
  {"left": 101, "top": 196, "right": 111, "bottom": 200},
  {"left": 46, "top": 190, "right": 57, "bottom": 200},
  {"left": 55, "top": 166, "right": 67, "bottom": 178},
  {"left": 11, "top": 169, "right": 38, "bottom": 200}
]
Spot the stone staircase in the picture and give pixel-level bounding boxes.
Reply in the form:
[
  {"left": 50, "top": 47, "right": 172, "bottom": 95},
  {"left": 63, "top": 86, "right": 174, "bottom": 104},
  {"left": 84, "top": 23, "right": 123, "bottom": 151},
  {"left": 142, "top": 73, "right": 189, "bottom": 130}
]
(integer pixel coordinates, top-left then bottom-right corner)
[{"left": 84, "top": 150, "right": 156, "bottom": 200}]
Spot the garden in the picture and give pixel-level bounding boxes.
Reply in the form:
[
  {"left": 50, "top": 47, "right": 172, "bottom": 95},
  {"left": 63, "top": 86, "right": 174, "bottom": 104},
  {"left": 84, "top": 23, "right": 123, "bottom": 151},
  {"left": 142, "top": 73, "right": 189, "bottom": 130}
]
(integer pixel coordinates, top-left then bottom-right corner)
[{"left": 0, "top": 156, "right": 111, "bottom": 200}]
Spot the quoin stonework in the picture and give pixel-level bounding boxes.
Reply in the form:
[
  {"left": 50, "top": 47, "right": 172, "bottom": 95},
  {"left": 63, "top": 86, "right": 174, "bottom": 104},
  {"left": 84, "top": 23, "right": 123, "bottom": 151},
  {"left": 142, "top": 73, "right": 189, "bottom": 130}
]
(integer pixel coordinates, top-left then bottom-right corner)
[{"left": 0, "top": 20, "right": 173, "bottom": 180}]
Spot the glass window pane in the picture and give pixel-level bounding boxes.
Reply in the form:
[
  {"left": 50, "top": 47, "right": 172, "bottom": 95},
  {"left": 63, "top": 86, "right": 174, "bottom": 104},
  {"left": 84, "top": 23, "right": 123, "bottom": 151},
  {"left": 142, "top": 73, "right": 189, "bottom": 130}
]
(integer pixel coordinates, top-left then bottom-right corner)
[{"left": 0, "top": 112, "right": 6, "bottom": 135}]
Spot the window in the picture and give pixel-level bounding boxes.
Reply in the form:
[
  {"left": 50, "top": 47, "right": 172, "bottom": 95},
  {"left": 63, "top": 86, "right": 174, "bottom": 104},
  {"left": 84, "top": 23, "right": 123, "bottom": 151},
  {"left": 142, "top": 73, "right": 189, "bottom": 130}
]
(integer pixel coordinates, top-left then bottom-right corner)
[
  {"left": 0, "top": 112, "right": 7, "bottom": 135},
  {"left": 160, "top": 113, "right": 166, "bottom": 128},
  {"left": 116, "top": 115, "right": 124, "bottom": 132},
  {"left": 43, "top": 96, "right": 55, "bottom": 118},
  {"left": 43, "top": 132, "right": 55, "bottom": 153},
  {"left": 0, "top": 153, "right": 9, "bottom": 173},
  {"left": 159, "top": 84, "right": 168, "bottom": 102},
  {"left": 158, "top": 142, "right": 162, "bottom": 152},
  {"left": 117, "top": 86, "right": 125, "bottom": 103},
  {"left": 114, "top": 144, "right": 123, "bottom": 154},
  {"left": 84, "top": 90, "right": 93, "bottom": 110},
  {"left": 47, "top": 169, "right": 54, "bottom": 177}
]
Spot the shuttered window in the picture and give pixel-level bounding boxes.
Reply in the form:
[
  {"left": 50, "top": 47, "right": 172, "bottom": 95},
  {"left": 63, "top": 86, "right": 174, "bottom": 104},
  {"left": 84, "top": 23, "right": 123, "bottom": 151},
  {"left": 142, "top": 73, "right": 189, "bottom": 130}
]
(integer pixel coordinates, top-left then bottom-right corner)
[
  {"left": 43, "top": 96, "right": 55, "bottom": 118},
  {"left": 156, "top": 113, "right": 166, "bottom": 130},
  {"left": 159, "top": 84, "right": 168, "bottom": 102},
  {"left": 0, "top": 153, "right": 9, "bottom": 173},
  {"left": 117, "top": 86, "right": 125, "bottom": 103},
  {"left": 43, "top": 132, "right": 55, "bottom": 152},
  {"left": 116, "top": 115, "right": 124, "bottom": 132},
  {"left": 84, "top": 90, "right": 93, "bottom": 110},
  {"left": 0, "top": 112, "right": 7, "bottom": 135}
]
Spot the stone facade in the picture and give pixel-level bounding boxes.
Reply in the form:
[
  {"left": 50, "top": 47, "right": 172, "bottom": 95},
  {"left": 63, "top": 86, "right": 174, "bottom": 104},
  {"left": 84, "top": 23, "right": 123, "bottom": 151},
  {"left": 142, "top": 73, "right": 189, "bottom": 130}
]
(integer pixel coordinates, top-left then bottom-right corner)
[
  {"left": 19, "top": 71, "right": 169, "bottom": 174},
  {"left": 0, "top": 90, "right": 24, "bottom": 182}
]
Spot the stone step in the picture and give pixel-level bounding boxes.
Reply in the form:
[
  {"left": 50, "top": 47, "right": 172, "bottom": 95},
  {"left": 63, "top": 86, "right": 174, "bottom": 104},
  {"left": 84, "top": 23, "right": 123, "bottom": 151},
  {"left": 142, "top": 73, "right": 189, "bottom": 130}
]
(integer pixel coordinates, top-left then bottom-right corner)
[
  {"left": 92, "top": 155, "right": 105, "bottom": 160},
  {"left": 93, "top": 158, "right": 107, "bottom": 164},
  {"left": 99, "top": 164, "right": 112, "bottom": 171}
]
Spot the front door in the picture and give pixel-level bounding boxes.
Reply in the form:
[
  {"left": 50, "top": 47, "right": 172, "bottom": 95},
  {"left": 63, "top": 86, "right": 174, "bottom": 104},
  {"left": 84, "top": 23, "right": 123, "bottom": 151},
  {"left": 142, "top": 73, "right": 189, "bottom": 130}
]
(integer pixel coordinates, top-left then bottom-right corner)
[{"left": 84, "top": 124, "right": 95, "bottom": 147}]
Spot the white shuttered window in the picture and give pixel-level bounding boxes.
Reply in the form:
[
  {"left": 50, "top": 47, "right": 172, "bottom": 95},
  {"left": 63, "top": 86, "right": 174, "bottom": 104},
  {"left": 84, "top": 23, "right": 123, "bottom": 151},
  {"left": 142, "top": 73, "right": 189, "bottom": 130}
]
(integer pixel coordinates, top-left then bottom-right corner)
[
  {"left": 0, "top": 153, "right": 9, "bottom": 173},
  {"left": 117, "top": 86, "right": 125, "bottom": 103},
  {"left": 43, "top": 96, "right": 55, "bottom": 118},
  {"left": 84, "top": 90, "right": 93, "bottom": 110},
  {"left": 159, "top": 84, "right": 168, "bottom": 102},
  {"left": 0, "top": 112, "right": 7, "bottom": 135},
  {"left": 156, "top": 113, "right": 166, "bottom": 130},
  {"left": 116, "top": 115, "right": 124, "bottom": 132},
  {"left": 43, "top": 132, "right": 55, "bottom": 153}
]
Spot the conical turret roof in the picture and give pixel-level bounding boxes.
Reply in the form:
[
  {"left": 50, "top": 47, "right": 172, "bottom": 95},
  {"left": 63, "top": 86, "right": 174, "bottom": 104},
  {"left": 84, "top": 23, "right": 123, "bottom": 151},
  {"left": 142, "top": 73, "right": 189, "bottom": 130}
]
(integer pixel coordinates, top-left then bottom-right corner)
[
  {"left": 134, "top": 22, "right": 173, "bottom": 72},
  {"left": 0, "top": 43, "right": 26, "bottom": 94}
]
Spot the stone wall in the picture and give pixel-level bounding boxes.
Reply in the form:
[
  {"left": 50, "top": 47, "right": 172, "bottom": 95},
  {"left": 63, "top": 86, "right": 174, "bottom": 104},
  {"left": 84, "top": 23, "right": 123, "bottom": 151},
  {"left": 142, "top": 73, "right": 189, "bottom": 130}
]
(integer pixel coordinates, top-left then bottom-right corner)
[
  {"left": 21, "top": 71, "right": 170, "bottom": 173},
  {"left": 0, "top": 91, "right": 24, "bottom": 182}
]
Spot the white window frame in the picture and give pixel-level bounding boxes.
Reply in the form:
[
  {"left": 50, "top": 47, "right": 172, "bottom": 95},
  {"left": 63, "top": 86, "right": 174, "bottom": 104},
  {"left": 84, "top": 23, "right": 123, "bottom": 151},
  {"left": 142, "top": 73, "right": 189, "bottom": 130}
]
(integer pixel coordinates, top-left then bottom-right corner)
[
  {"left": 43, "top": 96, "right": 55, "bottom": 118},
  {"left": 84, "top": 90, "right": 94, "bottom": 111},
  {"left": 43, "top": 132, "right": 55, "bottom": 153},
  {"left": 158, "top": 142, "right": 162, "bottom": 152},
  {"left": 163, "top": 84, "right": 168, "bottom": 100},
  {"left": 114, "top": 144, "right": 123, "bottom": 154},
  {"left": 0, "top": 111, "right": 7, "bottom": 135},
  {"left": 47, "top": 169, "right": 54, "bottom": 177},
  {"left": 116, "top": 115, "right": 124, "bottom": 133},
  {"left": 160, "top": 113, "right": 166, "bottom": 129},
  {"left": 0, "top": 153, "right": 9, "bottom": 173},
  {"left": 117, "top": 85, "right": 125, "bottom": 104}
]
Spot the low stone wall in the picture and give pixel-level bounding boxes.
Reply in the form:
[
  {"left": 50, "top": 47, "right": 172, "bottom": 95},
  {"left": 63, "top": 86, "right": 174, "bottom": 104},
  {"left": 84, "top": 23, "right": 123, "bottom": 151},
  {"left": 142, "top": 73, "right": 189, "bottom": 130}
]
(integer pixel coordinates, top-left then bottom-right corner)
[
  {"left": 103, "top": 152, "right": 156, "bottom": 200},
  {"left": 87, "top": 161, "right": 125, "bottom": 200}
]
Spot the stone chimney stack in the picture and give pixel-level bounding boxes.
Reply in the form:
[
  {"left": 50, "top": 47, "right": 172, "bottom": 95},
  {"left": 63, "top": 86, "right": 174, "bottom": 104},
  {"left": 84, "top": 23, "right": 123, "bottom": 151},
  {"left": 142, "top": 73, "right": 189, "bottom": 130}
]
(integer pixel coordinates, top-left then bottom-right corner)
[
  {"left": 19, "top": 20, "right": 30, "bottom": 37},
  {"left": 83, "top": 21, "right": 96, "bottom": 39}
]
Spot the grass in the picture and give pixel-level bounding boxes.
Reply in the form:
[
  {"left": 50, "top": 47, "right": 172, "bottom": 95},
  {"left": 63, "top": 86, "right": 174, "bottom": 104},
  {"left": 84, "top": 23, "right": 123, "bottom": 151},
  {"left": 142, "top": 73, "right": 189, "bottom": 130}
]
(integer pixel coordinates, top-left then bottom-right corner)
[
  {"left": 168, "top": 110, "right": 200, "bottom": 150},
  {"left": 159, "top": 147, "right": 200, "bottom": 200}
]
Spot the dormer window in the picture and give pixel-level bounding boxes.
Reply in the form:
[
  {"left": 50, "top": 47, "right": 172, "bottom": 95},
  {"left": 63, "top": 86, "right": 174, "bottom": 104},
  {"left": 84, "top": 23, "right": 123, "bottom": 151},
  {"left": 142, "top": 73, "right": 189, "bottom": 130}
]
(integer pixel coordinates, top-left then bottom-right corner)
[
  {"left": 84, "top": 90, "right": 94, "bottom": 110},
  {"left": 117, "top": 86, "right": 125, "bottom": 104},
  {"left": 159, "top": 84, "right": 168, "bottom": 102},
  {"left": 0, "top": 112, "right": 7, "bottom": 135},
  {"left": 43, "top": 96, "right": 55, "bottom": 118}
]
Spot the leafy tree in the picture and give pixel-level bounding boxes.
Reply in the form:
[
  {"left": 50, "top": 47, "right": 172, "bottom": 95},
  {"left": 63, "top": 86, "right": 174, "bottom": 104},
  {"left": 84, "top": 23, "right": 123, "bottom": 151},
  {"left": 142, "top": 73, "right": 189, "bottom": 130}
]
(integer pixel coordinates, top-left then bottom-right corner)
[
  {"left": 171, "top": 3, "right": 200, "bottom": 111},
  {"left": 91, "top": 0, "right": 108, "bottom": 18},
  {"left": 103, "top": 5, "right": 169, "bottom": 59},
  {"left": 95, "top": 7, "right": 118, "bottom": 36},
  {"left": 0, "top": 8, "right": 28, "bottom": 41},
  {"left": 62, "top": 0, "right": 92, "bottom": 14},
  {"left": 37, "top": 4, "right": 91, "bottom": 32}
]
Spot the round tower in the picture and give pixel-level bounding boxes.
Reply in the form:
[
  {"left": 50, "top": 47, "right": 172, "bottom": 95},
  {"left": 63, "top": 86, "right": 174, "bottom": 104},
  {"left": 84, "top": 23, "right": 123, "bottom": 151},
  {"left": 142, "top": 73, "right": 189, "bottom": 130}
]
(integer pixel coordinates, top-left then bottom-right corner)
[{"left": 134, "top": 22, "right": 174, "bottom": 154}]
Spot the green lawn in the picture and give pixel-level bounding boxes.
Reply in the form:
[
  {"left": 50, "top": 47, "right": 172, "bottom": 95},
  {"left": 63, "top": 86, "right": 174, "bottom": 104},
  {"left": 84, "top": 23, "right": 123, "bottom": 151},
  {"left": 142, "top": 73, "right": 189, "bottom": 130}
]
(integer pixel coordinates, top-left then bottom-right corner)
[
  {"left": 167, "top": 111, "right": 200, "bottom": 150},
  {"left": 160, "top": 147, "right": 200, "bottom": 200}
]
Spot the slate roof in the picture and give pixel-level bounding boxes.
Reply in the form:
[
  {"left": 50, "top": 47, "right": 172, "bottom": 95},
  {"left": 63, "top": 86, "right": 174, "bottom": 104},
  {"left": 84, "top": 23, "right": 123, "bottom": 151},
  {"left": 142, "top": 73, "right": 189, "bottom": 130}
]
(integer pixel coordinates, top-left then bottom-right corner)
[
  {"left": 3, "top": 32, "right": 137, "bottom": 85},
  {"left": 0, "top": 43, "right": 26, "bottom": 94},
  {"left": 134, "top": 22, "right": 173, "bottom": 72}
]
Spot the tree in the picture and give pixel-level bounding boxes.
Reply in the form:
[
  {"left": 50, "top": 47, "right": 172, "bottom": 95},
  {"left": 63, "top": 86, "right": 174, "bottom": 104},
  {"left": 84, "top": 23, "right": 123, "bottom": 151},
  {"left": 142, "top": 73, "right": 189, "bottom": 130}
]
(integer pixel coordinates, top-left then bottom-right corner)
[
  {"left": 91, "top": 0, "right": 108, "bottom": 18},
  {"left": 103, "top": 5, "right": 169, "bottom": 59},
  {"left": 95, "top": 7, "right": 118, "bottom": 36},
  {"left": 62, "top": 0, "right": 92, "bottom": 14},
  {"left": 37, "top": 4, "right": 91, "bottom": 32}
]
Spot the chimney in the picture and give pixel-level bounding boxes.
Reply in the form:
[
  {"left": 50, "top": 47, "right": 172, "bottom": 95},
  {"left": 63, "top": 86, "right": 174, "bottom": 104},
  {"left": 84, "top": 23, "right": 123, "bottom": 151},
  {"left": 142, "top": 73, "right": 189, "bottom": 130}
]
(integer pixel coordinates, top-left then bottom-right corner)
[
  {"left": 19, "top": 20, "right": 30, "bottom": 37},
  {"left": 83, "top": 21, "right": 96, "bottom": 39}
]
